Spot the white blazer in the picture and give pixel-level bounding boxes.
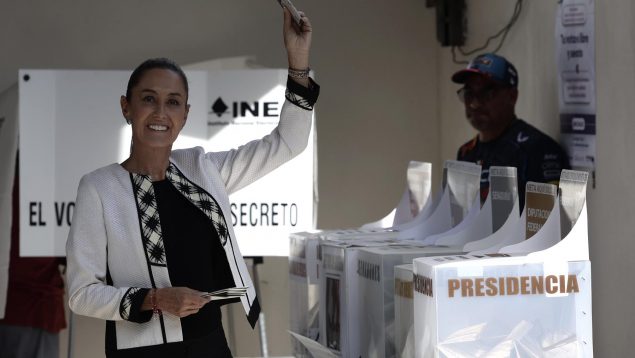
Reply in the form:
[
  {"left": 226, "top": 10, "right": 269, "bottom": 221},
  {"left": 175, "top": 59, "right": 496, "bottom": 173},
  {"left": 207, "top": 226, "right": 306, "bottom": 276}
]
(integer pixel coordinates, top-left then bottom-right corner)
[{"left": 66, "top": 99, "right": 312, "bottom": 350}]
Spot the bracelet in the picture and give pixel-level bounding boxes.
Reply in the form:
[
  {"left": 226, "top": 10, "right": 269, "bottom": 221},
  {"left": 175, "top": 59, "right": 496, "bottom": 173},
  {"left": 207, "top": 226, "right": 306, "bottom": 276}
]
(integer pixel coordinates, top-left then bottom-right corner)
[
  {"left": 288, "top": 67, "right": 310, "bottom": 79},
  {"left": 150, "top": 288, "right": 162, "bottom": 318}
]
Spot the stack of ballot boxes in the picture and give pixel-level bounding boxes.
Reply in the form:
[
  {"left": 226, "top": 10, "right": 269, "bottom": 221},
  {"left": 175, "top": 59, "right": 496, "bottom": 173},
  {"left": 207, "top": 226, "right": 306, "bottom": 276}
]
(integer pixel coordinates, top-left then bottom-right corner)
[
  {"left": 288, "top": 228, "right": 397, "bottom": 357},
  {"left": 316, "top": 161, "right": 486, "bottom": 357},
  {"left": 413, "top": 170, "right": 592, "bottom": 357},
  {"left": 289, "top": 161, "right": 434, "bottom": 357},
  {"left": 355, "top": 165, "right": 516, "bottom": 358},
  {"left": 320, "top": 238, "right": 466, "bottom": 358},
  {"left": 388, "top": 165, "right": 521, "bottom": 358},
  {"left": 287, "top": 163, "right": 594, "bottom": 358}
]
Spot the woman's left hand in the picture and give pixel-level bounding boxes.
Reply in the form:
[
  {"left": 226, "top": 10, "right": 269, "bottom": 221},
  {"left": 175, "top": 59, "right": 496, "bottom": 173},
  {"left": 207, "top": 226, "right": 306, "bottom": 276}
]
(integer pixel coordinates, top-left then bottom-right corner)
[
  {"left": 153, "top": 287, "right": 211, "bottom": 318},
  {"left": 283, "top": 8, "right": 312, "bottom": 71}
]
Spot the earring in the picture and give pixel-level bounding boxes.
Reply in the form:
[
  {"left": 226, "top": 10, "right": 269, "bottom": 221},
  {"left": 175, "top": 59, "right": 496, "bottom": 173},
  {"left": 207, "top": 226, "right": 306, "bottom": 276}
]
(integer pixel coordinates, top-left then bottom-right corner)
[{"left": 126, "top": 118, "right": 131, "bottom": 125}]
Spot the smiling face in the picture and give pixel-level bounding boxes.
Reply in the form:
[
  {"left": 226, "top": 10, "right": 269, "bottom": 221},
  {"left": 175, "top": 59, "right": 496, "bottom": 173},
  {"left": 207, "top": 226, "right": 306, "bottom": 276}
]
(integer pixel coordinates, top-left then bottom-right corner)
[
  {"left": 461, "top": 74, "right": 518, "bottom": 142},
  {"left": 120, "top": 68, "right": 190, "bottom": 150}
]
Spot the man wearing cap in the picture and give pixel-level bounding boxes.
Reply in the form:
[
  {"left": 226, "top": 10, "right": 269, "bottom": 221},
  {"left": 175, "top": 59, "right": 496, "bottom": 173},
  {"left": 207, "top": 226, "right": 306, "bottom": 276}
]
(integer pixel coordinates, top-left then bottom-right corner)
[{"left": 453, "top": 53, "right": 570, "bottom": 209}]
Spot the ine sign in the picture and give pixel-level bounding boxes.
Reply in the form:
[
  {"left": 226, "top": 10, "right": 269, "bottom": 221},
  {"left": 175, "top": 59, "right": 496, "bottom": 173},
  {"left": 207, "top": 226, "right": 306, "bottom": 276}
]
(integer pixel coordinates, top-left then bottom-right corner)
[{"left": 19, "top": 69, "right": 315, "bottom": 257}]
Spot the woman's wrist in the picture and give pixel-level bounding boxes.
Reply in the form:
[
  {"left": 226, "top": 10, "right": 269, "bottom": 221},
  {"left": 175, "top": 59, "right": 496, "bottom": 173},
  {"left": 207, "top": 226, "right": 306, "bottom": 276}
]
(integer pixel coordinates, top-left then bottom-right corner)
[
  {"left": 141, "top": 288, "right": 161, "bottom": 312},
  {"left": 150, "top": 288, "right": 162, "bottom": 317},
  {"left": 288, "top": 67, "right": 310, "bottom": 79},
  {"left": 287, "top": 54, "right": 311, "bottom": 88},
  {"left": 289, "top": 72, "right": 309, "bottom": 88},
  {"left": 287, "top": 51, "right": 309, "bottom": 70}
]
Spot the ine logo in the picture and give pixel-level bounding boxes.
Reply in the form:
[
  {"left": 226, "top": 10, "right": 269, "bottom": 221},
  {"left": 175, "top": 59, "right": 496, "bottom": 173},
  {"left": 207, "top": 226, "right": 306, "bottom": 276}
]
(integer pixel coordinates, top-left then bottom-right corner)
[
  {"left": 211, "top": 98, "right": 229, "bottom": 117},
  {"left": 209, "top": 97, "right": 280, "bottom": 119}
]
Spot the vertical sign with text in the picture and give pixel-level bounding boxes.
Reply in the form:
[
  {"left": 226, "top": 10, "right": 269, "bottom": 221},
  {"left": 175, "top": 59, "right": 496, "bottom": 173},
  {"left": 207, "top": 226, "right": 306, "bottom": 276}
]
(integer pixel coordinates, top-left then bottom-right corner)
[{"left": 556, "top": 0, "right": 596, "bottom": 185}]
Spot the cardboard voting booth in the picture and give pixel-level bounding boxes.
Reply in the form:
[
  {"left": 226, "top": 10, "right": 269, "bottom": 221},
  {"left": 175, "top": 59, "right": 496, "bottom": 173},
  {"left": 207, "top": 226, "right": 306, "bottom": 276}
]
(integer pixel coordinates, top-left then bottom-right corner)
[
  {"left": 17, "top": 69, "right": 315, "bottom": 257},
  {"left": 413, "top": 170, "right": 592, "bottom": 358}
]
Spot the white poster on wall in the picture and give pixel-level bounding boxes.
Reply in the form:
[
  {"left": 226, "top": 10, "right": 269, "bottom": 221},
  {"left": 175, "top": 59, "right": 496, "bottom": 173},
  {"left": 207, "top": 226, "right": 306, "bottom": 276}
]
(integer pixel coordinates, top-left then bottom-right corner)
[
  {"left": 19, "top": 69, "right": 314, "bottom": 257},
  {"left": 556, "top": 0, "right": 596, "bottom": 185}
]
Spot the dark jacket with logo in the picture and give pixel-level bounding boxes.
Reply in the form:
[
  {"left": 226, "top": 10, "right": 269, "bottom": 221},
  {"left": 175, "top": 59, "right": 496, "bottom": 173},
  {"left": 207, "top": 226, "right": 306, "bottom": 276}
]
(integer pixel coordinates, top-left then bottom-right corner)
[{"left": 457, "top": 119, "right": 570, "bottom": 209}]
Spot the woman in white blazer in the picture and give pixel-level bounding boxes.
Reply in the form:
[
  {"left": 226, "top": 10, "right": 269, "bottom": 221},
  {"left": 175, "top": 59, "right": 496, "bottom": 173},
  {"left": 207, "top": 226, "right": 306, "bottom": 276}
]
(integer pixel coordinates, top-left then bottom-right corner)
[{"left": 66, "top": 8, "right": 318, "bottom": 358}]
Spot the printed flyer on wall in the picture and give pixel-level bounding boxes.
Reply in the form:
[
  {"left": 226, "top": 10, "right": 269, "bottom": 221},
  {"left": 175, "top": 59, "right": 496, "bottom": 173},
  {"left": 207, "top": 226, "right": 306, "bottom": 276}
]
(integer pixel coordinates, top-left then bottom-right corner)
[{"left": 556, "top": 0, "right": 596, "bottom": 186}]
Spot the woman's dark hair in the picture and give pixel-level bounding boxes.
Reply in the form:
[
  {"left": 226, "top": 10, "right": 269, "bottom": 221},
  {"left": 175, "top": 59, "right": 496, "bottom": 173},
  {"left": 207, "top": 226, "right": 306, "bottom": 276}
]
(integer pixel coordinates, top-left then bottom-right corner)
[{"left": 125, "top": 58, "right": 189, "bottom": 100}]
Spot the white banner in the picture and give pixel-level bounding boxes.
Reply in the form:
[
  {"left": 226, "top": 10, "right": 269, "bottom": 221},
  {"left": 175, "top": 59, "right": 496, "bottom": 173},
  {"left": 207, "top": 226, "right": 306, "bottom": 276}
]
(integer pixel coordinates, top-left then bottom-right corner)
[
  {"left": 19, "top": 69, "right": 314, "bottom": 257},
  {"left": 556, "top": 0, "right": 596, "bottom": 185}
]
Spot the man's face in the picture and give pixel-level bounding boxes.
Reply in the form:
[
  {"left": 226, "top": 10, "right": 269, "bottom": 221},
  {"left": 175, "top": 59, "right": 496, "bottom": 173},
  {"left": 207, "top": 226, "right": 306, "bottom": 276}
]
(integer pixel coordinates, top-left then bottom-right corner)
[{"left": 459, "top": 75, "right": 517, "bottom": 141}]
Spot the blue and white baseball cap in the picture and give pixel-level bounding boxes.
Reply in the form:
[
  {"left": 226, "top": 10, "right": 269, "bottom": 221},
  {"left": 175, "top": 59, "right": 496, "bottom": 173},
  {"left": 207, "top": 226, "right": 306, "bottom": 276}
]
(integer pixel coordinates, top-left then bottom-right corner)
[{"left": 451, "top": 53, "right": 518, "bottom": 87}]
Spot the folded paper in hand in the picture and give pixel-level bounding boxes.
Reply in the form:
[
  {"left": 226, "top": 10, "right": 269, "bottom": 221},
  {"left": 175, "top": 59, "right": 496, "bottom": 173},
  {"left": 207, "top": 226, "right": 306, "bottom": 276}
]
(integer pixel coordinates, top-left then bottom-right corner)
[{"left": 200, "top": 286, "right": 249, "bottom": 301}]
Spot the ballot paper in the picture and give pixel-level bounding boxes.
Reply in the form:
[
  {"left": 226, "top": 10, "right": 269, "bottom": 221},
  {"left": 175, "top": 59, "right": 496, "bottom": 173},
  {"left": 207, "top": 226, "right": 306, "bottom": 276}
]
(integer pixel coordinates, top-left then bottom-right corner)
[{"left": 200, "top": 286, "right": 248, "bottom": 300}]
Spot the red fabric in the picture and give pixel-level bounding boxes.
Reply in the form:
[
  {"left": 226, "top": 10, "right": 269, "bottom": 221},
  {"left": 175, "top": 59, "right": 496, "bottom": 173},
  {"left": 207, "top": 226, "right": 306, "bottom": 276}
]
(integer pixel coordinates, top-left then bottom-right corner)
[{"left": 0, "top": 161, "right": 67, "bottom": 333}]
